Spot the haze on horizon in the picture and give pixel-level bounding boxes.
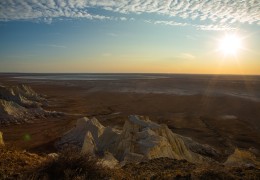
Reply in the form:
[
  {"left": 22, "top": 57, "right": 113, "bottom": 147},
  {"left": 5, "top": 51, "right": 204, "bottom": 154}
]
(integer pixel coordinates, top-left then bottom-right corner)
[{"left": 0, "top": 0, "right": 259, "bottom": 75}]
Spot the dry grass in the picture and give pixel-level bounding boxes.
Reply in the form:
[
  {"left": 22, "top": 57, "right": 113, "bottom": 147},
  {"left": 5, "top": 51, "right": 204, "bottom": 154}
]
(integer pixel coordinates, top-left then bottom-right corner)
[
  {"left": 0, "top": 146, "right": 259, "bottom": 180},
  {"left": 29, "top": 147, "right": 125, "bottom": 180},
  {"left": 0, "top": 146, "right": 46, "bottom": 179},
  {"left": 0, "top": 146, "right": 127, "bottom": 180}
]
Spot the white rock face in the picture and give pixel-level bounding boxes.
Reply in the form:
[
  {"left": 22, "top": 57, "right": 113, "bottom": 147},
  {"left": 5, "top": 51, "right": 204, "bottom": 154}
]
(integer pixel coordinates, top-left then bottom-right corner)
[
  {"left": 0, "top": 84, "right": 62, "bottom": 125},
  {"left": 0, "top": 84, "right": 44, "bottom": 108},
  {"left": 109, "top": 115, "right": 215, "bottom": 164},
  {"left": 0, "top": 131, "right": 4, "bottom": 147},
  {"left": 81, "top": 132, "right": 96, "bottom": 154},
  {"left": 57, "top": 115, "right": 219, "bottom": 165},
  {"left": 56, "top": 117, "right": 105, "bottom": 148}
]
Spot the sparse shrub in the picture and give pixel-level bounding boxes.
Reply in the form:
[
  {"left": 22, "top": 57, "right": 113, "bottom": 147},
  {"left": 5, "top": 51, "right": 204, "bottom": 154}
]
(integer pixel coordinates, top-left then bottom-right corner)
[
  {"left": 29, "top": 147, "right": 107, "bottom": 180},
  {"left": 0, "top": 146, "right": 45, "bottom": 179},
  {"left": 1, "top": 146, "right": 126, "bottom": 180},
  {"left": 197, "top": 170, "right": 235, "bottom": 180},
  {"left": 1, "top": 146, "right": 259, "bottom": 180}
]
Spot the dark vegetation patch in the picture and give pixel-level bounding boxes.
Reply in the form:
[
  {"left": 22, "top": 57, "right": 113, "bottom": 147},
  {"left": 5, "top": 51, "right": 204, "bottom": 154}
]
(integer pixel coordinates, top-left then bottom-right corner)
[{"left": 0, "top": 146, "right": 259, "bottom": 180}]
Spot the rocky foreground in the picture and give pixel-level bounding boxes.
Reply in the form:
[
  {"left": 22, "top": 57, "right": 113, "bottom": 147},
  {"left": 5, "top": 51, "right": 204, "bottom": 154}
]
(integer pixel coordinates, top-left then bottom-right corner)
[
  {"left": 0, "top": 120, "right": 259, "bottom": 179},
  {"left": 0, "top": 115, "right": 259, "bottom": 179}
]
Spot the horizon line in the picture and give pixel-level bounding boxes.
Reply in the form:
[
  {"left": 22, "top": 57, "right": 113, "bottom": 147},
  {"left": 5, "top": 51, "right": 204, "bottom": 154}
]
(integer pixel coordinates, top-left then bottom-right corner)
[{"left": 0, "top": 72, "right": 260, "bottom": 76}]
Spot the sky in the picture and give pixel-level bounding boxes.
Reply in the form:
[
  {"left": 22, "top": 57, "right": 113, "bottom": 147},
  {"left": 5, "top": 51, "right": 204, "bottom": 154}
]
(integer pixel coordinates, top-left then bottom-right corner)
[{"left": 0, "top": 0, "right": 259, "bottom": 74}]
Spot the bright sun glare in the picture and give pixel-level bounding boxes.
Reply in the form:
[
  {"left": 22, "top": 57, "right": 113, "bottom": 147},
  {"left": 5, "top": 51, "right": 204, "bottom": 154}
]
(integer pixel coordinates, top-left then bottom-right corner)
[{"left": 218, "top": 34, "right": 243, "bottom": 56}]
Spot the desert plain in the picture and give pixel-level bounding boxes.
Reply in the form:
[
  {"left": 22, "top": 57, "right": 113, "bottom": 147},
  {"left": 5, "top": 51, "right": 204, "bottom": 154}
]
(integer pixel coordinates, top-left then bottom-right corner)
[{"left": 0, "top": 73, "right": 259, "bottom": 160}]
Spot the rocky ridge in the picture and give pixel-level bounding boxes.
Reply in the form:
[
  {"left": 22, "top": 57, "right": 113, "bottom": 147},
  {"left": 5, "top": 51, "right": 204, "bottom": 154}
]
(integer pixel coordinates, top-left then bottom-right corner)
[
  {"left": 57, "top": 115, "right": 221, "bottom": 165},
  {"left": 0, "top": 84, "right": 62, "bottom": 125}
]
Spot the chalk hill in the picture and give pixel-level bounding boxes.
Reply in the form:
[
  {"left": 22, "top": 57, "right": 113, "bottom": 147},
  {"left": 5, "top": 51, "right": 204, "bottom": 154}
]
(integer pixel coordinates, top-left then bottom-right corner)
[
  {"left": 0, "top": 84, "right": 61, "bottom": 125},
  {"left": 57, "top": 115, "right": 220, "bottom": 164}
]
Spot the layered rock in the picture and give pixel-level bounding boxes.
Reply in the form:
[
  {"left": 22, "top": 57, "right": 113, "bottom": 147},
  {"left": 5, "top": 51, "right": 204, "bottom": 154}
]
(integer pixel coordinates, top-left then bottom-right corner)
[
  {"left": 0, "top": 84, "right": 62, "bottom": 125},
  {"left": 57, "top": 115, "right": 220, "bottom": 165}
]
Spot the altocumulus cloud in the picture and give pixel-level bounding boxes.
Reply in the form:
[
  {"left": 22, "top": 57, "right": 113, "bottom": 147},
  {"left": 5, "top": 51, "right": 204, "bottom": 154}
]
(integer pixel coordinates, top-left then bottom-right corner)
[
  {"left": 0, "top": 0, "right": 111, "bottom": 23},
  {"left": 0, "top": 0, "right": 259, "bottom": 29}
]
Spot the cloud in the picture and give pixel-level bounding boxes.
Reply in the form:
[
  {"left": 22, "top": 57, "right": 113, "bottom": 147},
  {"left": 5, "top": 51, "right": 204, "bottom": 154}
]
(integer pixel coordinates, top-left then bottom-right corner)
[
  {"left": 179, "top": 53, "right": 196, "bottom": 60},
  {"left": 165, "top": 53, "right": 196, "bottom": 61},
  {"left": 0, "top": 0, "right": 259, "bottom": 29},
  {"left": 194, "top": 24, "right": 237, "bottom": 31},
  {"left": 154, "top": 20, "right": 188, "bottom": 27},
  {"left": 84, "top": 0, "right": 260, "bottom": 25},
  {"left": 120, "top": 17, "right": 127, "bottom": 21},
  {"left": 0, "top": 0, "right": 111, "bottom": 22},
  {"left": 37, "top": 44, "right": 67, "bottom": 49},
  {"left": 150, "top": 20, "right": 237, "bottom": 31}
]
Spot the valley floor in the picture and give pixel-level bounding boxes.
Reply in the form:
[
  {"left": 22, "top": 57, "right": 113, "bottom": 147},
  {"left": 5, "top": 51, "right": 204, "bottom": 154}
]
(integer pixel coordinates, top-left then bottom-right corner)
[{"left": 0, "top": 74, "right": 259, "bottom": 156}]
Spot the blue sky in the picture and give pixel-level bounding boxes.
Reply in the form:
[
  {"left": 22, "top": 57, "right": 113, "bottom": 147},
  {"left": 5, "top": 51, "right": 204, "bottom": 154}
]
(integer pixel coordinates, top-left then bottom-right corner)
[{"left": 0, "top": 0, "right": 259, "bottom": 74}]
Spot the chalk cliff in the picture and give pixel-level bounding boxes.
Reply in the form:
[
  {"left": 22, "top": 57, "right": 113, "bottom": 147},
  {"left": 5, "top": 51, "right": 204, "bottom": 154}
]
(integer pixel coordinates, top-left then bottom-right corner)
[
  {"left": 57, "top": 115, "right": 220, "bottom": 164},
  {"left": 0, "top": 84, "right": 62, "bottom": 125}
]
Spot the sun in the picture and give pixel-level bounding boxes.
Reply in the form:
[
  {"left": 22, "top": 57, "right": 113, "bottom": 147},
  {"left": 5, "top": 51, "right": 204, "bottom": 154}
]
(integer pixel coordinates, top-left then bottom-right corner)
[{"left": 218, "top": 34, "right": 243, "bottom": 56}]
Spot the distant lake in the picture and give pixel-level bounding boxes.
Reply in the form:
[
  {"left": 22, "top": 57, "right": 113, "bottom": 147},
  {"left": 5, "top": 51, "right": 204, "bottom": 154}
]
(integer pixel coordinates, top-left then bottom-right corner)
[
  {"left": 13, "top": 74, "right": 169, "bottom": 81},
  {"left": 4, "top": 73, "right": 260, "bottom": 102},
  {"left": 11, "top": 73, "right": 260, "bottom": 83}
]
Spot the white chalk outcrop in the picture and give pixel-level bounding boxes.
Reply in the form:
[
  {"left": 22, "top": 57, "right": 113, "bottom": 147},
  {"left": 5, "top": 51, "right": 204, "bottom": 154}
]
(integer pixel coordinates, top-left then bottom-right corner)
[
  {"left": 110, "top": 115, "right": 218, "bottom": 164},
  {"left": 57, "top": 115, "right": 219, "bottom": 165},
  {"left": 0, "top": 84, "right": 45, "bottom": 108},
  {"left": 0, "top": 131, "right": 4, "bottom": 147},
  {"left": 0, "top": 84, "right": 62, "bottom": 125},
  {"left": 56, "top": 117, "right": 105, "bottom": 148}
]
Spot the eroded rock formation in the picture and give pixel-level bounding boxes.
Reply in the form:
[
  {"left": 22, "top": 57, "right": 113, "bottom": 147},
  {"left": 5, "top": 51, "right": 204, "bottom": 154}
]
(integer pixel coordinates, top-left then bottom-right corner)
[
  {"left": 0, "top": 84, "right": 62, "bottom": 125},
  {"left": 57, "top": 115, "right": 220, "bottom": 165}
]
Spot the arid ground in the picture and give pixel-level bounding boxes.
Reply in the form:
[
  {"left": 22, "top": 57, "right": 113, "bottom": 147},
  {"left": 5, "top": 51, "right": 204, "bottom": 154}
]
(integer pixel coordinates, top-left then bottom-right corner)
[{"left": 0, "top": 73, "right": 259, "bottom": 158}]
